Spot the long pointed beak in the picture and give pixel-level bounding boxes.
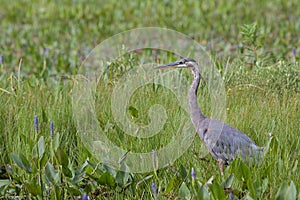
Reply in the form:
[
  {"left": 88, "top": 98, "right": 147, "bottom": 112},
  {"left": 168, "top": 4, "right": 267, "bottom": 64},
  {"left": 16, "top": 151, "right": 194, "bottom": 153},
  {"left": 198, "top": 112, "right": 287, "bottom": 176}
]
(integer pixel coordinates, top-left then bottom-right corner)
[{"left": 154, "top": 61, "right": 186, "bottom": 70}]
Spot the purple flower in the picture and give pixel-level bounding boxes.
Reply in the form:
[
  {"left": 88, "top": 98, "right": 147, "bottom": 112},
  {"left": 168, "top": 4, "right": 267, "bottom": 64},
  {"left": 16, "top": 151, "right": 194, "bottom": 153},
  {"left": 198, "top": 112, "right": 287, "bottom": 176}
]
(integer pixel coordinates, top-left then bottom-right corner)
[
  {"left": 34, "top": 116, "right": 39, "bottom": 132},
  {"left": 0, "top": 55, "right": 3, "bottom": 65},
  {"left": 81, "top": 193, "right": 88, "bottom": 200},
  {"left": 229, "top": 192, "right": 235, "bottom": 200},
  {"left": 50, "top": 121, "right": 54, "bottom": 138},
  {"left": 43, "top": 47, "right": 49, "bottom": 55},
  {"left": 151, "top": 182, "right": 158, "bottom": 199},
  {"left": 292, "top": 47, "right": 296, "bottom": 57},
  {"left": 191, "top": 167, "right": 196, "bottom": 180}
]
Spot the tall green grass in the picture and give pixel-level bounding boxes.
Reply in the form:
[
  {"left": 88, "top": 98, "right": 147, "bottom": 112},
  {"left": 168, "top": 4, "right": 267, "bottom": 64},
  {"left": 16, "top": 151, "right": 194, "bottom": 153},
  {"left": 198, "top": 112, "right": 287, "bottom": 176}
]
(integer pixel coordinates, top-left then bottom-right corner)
[{"left": 0, "top": 0, "right": 299, "bottom": 199}]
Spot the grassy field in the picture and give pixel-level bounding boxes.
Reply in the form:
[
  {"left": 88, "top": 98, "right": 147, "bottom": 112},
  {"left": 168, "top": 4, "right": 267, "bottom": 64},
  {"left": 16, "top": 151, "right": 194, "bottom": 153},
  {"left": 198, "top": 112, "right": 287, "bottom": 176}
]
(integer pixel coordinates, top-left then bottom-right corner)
[{"left": 0, "top": 0, "right": 299, "bottom": 199}]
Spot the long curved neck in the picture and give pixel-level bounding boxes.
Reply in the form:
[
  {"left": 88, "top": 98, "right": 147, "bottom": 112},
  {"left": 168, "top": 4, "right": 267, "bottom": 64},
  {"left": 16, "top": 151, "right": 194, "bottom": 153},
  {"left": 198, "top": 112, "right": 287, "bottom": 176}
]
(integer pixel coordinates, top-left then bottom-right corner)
[{"left": 189, "top": 66, "right": 206, "bottom": 127}]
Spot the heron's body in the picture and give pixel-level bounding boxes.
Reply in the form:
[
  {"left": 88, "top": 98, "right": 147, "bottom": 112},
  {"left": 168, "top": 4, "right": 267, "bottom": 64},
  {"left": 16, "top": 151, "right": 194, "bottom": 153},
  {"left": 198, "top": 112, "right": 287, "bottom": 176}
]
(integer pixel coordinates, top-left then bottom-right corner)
[
  {"left": 196, "top": 118, "right": 262, "bottom": 165},
  {"left": 155, "top": 58, "right": 263, "bottom": 171}
]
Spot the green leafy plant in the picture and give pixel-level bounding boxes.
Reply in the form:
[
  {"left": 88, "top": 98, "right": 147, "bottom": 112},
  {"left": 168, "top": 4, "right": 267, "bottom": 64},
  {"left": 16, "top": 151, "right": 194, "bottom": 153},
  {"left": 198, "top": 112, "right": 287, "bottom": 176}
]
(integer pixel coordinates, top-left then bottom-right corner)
[
  {"left": 239, "top": 23, "right": 273, "bottom": 68},
  {"left": 0, "top": 1, "right": 299, "bottom": 199}
]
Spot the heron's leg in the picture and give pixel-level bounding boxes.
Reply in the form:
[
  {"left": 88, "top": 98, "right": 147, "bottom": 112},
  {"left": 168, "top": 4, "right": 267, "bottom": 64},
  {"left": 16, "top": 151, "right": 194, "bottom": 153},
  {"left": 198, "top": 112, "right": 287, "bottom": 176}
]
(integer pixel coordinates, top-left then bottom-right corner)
[{"left": 217, "top": 158, "right": 225, "bottom": 175}]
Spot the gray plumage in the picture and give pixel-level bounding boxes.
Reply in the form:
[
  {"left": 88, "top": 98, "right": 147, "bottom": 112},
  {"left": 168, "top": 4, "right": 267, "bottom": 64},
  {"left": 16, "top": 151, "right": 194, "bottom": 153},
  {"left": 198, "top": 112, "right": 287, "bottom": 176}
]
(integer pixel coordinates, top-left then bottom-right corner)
[{"left": 155, "top": 58, "right": 263, "bottom": 169}]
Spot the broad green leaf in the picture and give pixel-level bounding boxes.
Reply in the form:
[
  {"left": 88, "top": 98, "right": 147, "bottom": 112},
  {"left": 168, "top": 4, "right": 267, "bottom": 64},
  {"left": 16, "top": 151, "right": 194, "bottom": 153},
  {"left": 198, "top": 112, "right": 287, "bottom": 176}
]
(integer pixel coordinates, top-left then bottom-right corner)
[
  {"left": 45, "top": 162, "right": 59, "bottom": 185},
  {"left": 209, "top": 181, "right": 226, "bottom": 200},
  {"left": 53, "top": 132, "right": 60, "bottom": 151},
  {"left": 276, "top": 182, "right": 288, "bottom": 200},
  {"left": 115, "top": 162, "right": 130, "bottom": 186},
  {"left": 24, "top": 181, "right": 42, "bottom": 196},
  {"left": 0, "top": 179, "right": 10, "bottom": 188},
  {"left": 73, "top": 171, "right": 86, "bottom": 184},
  {"left": 116, "top": 170, "right": 130, "bottom": 186},
  {"left": 288, "top": 181, "right": 297, "bottom": 200},
  {"left": 19, "top": 153, "right": 32, "bottom": 173},
  {"left": 103, "top": 164, "right": 117, "bottom": 177},
  {"left": 165, "top": 176, "right": 176, "bottom": 193},
  {"left": 276, "top": 181, "right": 297, "bottom": 200},
  {"left": 198, "top": 185, "right": 210, "bottom": 200},
  {"left": 75, "top": 160, "right": 89, "bottom": 175},
  {"left": 233, "top": 159, "right": 251, "bottom": 182},
  {"left": 240, "top": 161, "right": 251, "bottom": 180},
  {"left": 222, "top": 174, "right": 234, "bottom": 188},
  {"left": 11, "top": 153, "right": 24, "bottom": 169},
  {"left": 66, "top": 186, "right": 81, "bottom": 196},
  {"left": 39, "top": 151, "right": 48, "bottom": 169},
  {"left": 0, "top": 183, "right": 8, "bottom": 195},
  {"left": 55, "top": 147, "right": 69, "bottom": 168},
  {"left": 32, "top": 144, "right": 38, "bottom": 158},
  {"left": 37, "top": 136, "right": 45, "bottom": 160},
  {"left": 180, "top": 164, "right": 188, "bottom": 181},
  {"left": 178, "top": 182, "right": 191, "bottom": 200},
  {"left": 99, "top": 172, "right": 115, "bottom": 187},
  {"left": 62, "top": 166, "right": 73, "bottom": 178}
]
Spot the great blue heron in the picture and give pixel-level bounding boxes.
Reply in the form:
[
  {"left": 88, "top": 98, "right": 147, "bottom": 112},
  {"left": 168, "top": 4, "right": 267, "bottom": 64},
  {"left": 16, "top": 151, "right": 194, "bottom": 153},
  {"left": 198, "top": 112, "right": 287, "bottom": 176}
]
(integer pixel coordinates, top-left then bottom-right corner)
[{"left": 155, "top": 58, "right": 263, "bottom": 173}]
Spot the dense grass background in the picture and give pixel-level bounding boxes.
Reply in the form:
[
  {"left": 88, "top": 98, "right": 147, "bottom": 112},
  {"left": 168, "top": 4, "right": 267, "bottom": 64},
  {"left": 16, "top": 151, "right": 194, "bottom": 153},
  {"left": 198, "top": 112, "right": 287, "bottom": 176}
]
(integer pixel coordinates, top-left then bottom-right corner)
[{"left": 0, "top": 0, "right": 299, "bottom": 199}]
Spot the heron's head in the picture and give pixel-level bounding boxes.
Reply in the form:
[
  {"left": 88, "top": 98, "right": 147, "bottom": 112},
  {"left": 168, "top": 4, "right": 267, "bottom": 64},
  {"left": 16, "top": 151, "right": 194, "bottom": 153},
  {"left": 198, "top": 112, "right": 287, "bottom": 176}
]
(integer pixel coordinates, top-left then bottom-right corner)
[{"left": 154, "top": 58, "right": 197, "bottom": 70}]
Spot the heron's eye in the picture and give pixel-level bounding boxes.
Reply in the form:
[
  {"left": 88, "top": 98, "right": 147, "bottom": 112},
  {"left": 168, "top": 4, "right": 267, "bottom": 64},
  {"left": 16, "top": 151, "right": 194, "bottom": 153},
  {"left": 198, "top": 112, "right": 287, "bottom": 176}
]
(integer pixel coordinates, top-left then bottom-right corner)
[{"left": 179, "top": 61, "right": 184, "bottom": 64}]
